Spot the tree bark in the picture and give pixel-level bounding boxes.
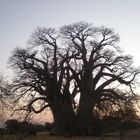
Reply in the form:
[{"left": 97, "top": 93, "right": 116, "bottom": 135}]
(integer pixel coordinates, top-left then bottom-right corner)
[
  {"left": 76, "top": 70, "right": 94, "bottom": 135},
  {"left": 77, "top": 93, "right": 94, "bottom": 135},
  {"left": 48, "top": 85, "right": 75, "bottom": 135}
]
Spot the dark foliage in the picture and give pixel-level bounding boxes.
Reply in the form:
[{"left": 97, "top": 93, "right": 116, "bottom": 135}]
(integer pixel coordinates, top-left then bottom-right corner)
[
  {"left": 4, "top": 119, "right": 46, "bottom": 135},
  {"left": 45, "top": 122, "right": 54, "bottom": 131},
  {"left": 0, "top": 127, "right": 5, "bottom": 134}
]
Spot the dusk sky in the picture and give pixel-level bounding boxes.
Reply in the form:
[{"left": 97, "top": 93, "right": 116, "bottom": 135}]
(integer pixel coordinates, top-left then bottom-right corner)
[{"left": 1, "top": 0, "right": 140, "bottom": 77}]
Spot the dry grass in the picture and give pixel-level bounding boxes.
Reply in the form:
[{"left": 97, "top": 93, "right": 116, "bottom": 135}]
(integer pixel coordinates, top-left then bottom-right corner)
[
  {"left": 1, "top": 130, "right": 140, "bottom": 140},
  {"left": 4, "top": 135, "right": 118, "bottom": 140},
  {"left": 27, "top": 135, "right": 140, "bottom": 140},
  {"left": 25, "top": 135, "right": 140, "bottom": 140},
  {"left": 0, "top": 135, "right": 117, "bottom": 140}
]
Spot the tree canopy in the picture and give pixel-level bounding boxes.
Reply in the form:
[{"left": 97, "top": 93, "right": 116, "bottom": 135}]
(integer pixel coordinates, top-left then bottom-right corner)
[{"left": 8, "top": 21, "right": 140, "bottom": 135}]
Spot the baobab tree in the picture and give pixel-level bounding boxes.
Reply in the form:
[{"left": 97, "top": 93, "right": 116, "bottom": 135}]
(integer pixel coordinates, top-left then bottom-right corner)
[
  {"left": 9, "top": 21, "right": 140, "bottom": 135},
  {"left": 60, "top": 22, "right": 139, "bottom": 133}
]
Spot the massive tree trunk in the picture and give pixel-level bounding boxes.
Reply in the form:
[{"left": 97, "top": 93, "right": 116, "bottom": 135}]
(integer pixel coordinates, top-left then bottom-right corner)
[
  {"left": 48, "top": 84, "right": 75, "bottom": 135},
  {"left": 77, "top": 92, "right": 94, "bottom": 135},
  {"left": 50, "top": 99, "right": 75, "bottom": 134},
  {"left": 76, "top": 71, "right": 94, "bottom": 135}
]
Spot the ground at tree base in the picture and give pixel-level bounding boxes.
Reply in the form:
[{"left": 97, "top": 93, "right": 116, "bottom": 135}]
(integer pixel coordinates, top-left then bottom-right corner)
[{"left": 1, "top": 131, "right": 140, "bottom": 140}]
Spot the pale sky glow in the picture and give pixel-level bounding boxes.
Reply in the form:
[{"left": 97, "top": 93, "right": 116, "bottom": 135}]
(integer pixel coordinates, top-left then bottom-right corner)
[
  {"left": 1, "top": 0, "right": 140, "bottom": 124},
  {"left": 1, "top": 0, "right": 140, "bottom": 75}
]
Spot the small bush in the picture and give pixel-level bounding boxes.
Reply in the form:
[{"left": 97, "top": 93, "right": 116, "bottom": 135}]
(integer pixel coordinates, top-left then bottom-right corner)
[{"left": 4, "top": 119, "right": 46, "bottom": 135}]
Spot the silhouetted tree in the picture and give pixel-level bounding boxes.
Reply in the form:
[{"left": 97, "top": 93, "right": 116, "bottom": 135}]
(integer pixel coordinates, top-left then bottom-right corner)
[
  {"left": 0, "top": 75, "right": 11, "bottom": 119},
  {"left": 9, "top": 28, "right": 76, "bottom": 134},
  {"left": 0, "top": 76, "right": 7, "bottom": 106},
  {"left": 9, "top": 21, "right": 140, "bottom": 135},
  {"left": 60, "top": 22, "right": 140, "bottom": 134}
]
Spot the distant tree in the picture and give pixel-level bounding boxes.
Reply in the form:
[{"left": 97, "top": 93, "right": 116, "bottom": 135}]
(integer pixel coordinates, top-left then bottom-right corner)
[
  {"left": 0, "top": 76, "right": 6, "bottom": 107},
  {"left": 9, "top": 21, "right": 140, "bottom": 135},
  {"left": 0, "top": 75, "right": 11, "bottom": 119}
]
